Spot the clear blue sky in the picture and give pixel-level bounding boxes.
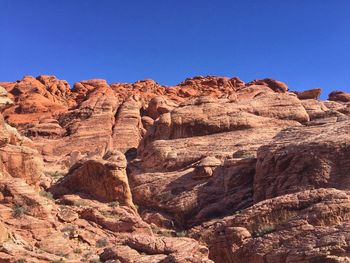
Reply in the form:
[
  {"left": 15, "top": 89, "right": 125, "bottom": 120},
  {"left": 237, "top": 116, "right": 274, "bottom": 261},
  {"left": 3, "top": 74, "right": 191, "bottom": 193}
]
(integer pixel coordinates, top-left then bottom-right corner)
[{"left": 0, "top": 0, "right": 349, "bottom": 98}]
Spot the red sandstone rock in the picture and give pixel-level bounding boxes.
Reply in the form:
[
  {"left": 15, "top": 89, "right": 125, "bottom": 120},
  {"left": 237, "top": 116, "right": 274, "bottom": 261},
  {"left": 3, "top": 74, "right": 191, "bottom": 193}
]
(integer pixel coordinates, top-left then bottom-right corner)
[
  {"left": 0, "top": 89, "right": 44, "bottom": 187},
  {"left": 246, "top": 78, "right": 289, "bottom": 93},
  {"left": 254, "top": 119, "right": 350, "bottom": 203},
  {"left": 329, "top": 90, "right": 350, "bottom": 102},
  {"left": 0, "top": 222, "right": 8, "bottom": 245},
  {"left": 1, "top": 74, "right": 350, "bottom": 262},
  {"left": 146, "top": 96, "right": 177, "bottom": 119},
  {"left": 191, "top": 188, "right": 350, "bottom": 263},
  {"left": 51, "top": 150, "right": 136, "bottom": 209},
  {"left": 294, "top": 88, "right": 321, "bottom": 100}
]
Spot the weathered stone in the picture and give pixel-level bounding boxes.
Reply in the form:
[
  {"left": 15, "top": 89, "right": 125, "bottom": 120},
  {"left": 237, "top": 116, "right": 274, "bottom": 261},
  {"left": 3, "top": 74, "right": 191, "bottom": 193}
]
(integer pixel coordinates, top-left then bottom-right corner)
[
  {"left": 254, "top": 119, "right": 350, "bottom": 202},
  {"left": 1, "top": 74, "right": 350, "bottom": 262},
  {"left": 51, "top": 150, "right": 135, "bottom": 209}
]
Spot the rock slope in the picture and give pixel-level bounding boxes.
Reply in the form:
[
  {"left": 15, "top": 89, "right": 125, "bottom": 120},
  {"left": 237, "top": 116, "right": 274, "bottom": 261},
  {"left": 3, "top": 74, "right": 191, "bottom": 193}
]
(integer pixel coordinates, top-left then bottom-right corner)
[{"left": 0, "top": 75, "right": 349, "bottom": 262}]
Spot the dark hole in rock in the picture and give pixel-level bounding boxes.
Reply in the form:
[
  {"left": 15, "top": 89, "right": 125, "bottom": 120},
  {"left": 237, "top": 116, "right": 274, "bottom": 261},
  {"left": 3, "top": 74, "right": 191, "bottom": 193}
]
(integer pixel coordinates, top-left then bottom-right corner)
[{"left": 125, "top": 147, "right": 137, "bottom": 161}]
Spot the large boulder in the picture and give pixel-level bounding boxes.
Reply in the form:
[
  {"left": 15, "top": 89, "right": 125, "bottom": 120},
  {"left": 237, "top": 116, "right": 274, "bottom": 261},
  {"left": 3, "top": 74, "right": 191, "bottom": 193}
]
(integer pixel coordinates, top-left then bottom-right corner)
[
  {"left": 146, "top": 96, "right": 177, "bottom": 120},
  {"left": 329, "top": 90, "right": 350, "bottom": 103},
  {"left": 294, "top": 88, "right": 321, "bottom": 100},
  {"left": 246, "top": 78, "right": 288, "bottom": 93},
  {"left": 51, "top": 150, "right": 135, "bottom": 209}
]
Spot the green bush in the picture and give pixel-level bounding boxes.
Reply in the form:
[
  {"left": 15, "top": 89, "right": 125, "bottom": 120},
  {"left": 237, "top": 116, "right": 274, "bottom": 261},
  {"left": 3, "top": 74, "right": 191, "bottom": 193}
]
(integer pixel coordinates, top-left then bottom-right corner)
[
  {"left": 72, "top": 199, "right": 88, "bottom": 207},
  {"left": 108, "top": 201, "right": 119, "bottom": 208},
  {"left": 73, "top": 248, "right": 82, "bottom": 254},
  {"left": 101, "top": 210, "right": 120, "bottom": 220},
  {"left": 39, "top": 190, "right": 54, "bottom": 200},
  {"left": 96, "top": 238, "right": 108, "bottom": 248},
  {"left": 253, "top": 225, "right": 276, "bottom": 237},
  {"left": 176, "top": 231, "right": 187, "bottom": 237},
  {"left": 50, "top": 259, "right": 66, "bottom": 263},
  {"left": 12, "top": 204, "right": 27, "bottom": 218},
  {"left": 151, "top": 225, "right": 174, "bottom": 237},
  {"left": 234, "top": 210, "right": 241, "bottom": 215}
]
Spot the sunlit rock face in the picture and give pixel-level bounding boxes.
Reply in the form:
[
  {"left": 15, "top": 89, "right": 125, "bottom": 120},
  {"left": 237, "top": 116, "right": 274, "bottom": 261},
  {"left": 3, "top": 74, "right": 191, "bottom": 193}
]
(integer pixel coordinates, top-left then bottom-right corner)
[{"left": 1, "top": 75, "right": 350, "bottom": 262}]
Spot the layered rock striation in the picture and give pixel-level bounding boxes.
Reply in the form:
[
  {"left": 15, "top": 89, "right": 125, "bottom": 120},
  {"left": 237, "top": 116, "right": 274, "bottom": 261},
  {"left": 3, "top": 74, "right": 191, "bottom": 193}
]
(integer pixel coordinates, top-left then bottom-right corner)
[{"left": 0, "top": 75, "right": 350, "bottom": 262}]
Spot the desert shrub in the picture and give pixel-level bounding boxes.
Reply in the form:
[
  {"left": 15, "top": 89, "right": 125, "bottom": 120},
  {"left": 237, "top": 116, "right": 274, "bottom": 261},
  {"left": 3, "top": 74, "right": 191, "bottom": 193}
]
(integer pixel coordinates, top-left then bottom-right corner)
[
  {"left": 12, "top": 204, "right": 27, "bottom": 218},
  {"left": 55, "top": 251, "right": 69, "bottom": 258},
  {"left": 151, "top": 225, "right": 173, "bottom": 237},
  {"left": 253, "top": 225, "right": 276, "bottom": 237},
  {"left": 232, "top": 150, "right": 255, "bottom": 159},
  {"left": 101, "top": 210, "right": 120, "bottom": 220},
  {"left": 108, "top": 201, "right": 119, "bottom": 208},
  {"left": 150, "top": 224, "right": 161, "bottom": 234},
  {"left": 82, "top": 252, "right": 93, "bottom": 260},
  {"left": 176, "top": 231, "right": 187, "bottom": 237},
  {"left": 15, "top": 259, "right": 27, "bottom": 263},
  {"left": 45, "top": 170, "right": 66, "bottom": 178},
  {"left": 160, "top": 230, "right": 172, "bottom": 237},
  {"left": 73, "top": 248, "right": 82, "bottom": 254},
  {"left": 51, "top": 259, "right": 66, "bottom": 263},
  {"left": 72, "top": 199, "right": 88, "bottom": 207},
  {"left": 96, "top": 238, "right": 108, "bottom": 248},
  {"left": 61, "top": 225, "right": 76, "bottom": 238},
  {"left": 39, "top": 190, "right": 54, "bottom": 200}
]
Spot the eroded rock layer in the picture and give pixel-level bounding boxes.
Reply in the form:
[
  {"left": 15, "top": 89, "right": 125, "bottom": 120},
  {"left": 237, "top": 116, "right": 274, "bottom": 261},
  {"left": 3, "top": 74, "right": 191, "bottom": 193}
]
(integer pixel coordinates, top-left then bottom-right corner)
[{"left": 0, "top": 75, "right": 349, "bottom": 262}]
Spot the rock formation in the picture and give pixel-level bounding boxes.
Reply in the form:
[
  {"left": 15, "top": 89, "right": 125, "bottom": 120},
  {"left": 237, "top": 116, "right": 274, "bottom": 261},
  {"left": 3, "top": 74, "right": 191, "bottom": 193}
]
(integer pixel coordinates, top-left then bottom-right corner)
[
  {"left": 191, "top": 188, "right": 350, "bottom": 263},
  {"left": 0, "top": 75, "right": 349, "bottom": 262},
  {"left": 329, "top": 90, "right": 350, "bottom": 102},
  {"left": 51, "top": 150, "right": 136, "bottom": 209},
  {"left": 293, "top": 88, "right": 321, "bottom": 100}
]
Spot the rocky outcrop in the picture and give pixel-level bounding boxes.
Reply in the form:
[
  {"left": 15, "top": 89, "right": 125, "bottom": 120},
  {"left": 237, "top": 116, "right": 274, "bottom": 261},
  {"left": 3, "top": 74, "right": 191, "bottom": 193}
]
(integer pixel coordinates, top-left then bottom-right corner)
[
  {"left": 102, "top": 234, "right": 213, "bottom": 263},
  {"left": 0, "top": 144, "right": 44, "bottom": 186},
  {"left": 0, "top": 88, "right": 44, "bottom": 186},
  {"left": 254, "top": 119, "right": 350, "bottom": 202},
  {"left": 146, "top": 96, "right": 177, "bottom": 120},
  {"left": 51, "top": 150, "right": 135, "bottom": 209},
  {"left": 139, "top": 121, "right": 297, "bottom": 172},
  {"left": 246, "top": 78, "right": 288, "bottom": 93},
  {"left": 1, "top": 76, "right": 72, "bottom": 129},
  {"left": 192, "top": 188, "right": 350, "bottom": 263},
  {"left": 130, "top": 156, "right": 257, "bottom": 227},
  {"left": 192, "top": 156, "right": 222, "bottom": 179},
  {"left": 329, "top": 90, "right": 350, "bottom": 102},
  {"left": 111, "top": 96, "right": 143, "bottom": 151},
  {"left": 152, "top": 93, "right": 308, "bottom": 140},
  {"left": 1, "top": 74, "right": 350, "bottom": 262},
  {"left": 294, "top": 88, "right": 321, "bottom": 100}
]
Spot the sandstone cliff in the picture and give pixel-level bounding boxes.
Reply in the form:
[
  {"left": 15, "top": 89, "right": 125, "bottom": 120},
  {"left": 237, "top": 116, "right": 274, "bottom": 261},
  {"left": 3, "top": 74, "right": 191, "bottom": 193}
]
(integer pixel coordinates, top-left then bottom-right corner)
[{"left": 0, "top": 75, "right": 349, "bottom": 262}]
